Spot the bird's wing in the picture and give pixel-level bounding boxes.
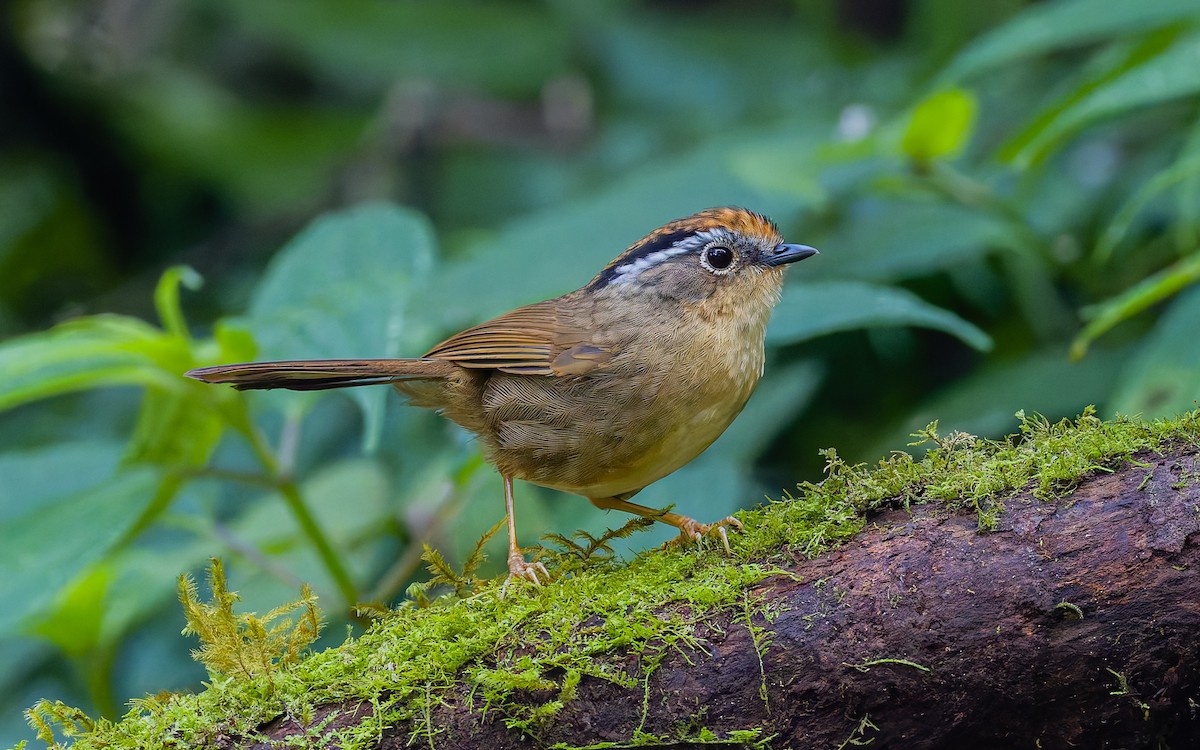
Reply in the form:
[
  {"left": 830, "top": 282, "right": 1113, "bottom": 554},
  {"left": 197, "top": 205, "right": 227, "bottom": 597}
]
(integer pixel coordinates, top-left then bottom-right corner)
[{"left": 424, "top": 300, "right": 614, "bottom": 376}]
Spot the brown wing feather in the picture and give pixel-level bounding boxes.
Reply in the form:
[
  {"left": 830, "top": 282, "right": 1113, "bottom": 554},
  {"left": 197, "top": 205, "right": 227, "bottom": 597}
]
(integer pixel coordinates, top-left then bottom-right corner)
[{"left": 424, "top": 299, "right": 613, "bottom": 376}]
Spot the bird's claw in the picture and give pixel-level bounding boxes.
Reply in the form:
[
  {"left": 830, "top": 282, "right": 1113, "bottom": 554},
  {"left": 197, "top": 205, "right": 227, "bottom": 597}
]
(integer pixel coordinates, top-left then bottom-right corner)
[
  {"left": 502, "top": 552, "right": 549, "bottom": 592},
  {"left": 666, "top": 515, "right": 743, "bottom": 554}
]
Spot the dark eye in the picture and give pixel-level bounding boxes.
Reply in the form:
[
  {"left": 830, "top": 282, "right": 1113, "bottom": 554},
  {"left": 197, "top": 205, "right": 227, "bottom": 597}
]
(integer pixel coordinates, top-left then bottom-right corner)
[{"left": 702, "top": 245, "right": 734, "bottom": 271}]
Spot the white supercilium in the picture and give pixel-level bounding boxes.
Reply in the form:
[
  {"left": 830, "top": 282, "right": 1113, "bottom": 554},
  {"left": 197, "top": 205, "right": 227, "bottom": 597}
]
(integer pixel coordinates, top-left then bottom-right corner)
[{"left": 607, "top": 229, "right": 729, "bottom": 287}]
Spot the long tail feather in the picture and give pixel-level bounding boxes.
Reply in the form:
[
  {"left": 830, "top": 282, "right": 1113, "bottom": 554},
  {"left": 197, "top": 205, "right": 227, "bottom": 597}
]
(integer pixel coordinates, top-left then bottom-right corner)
[{"left": 185, "top": 358, "right": 457, "bottom": 391}]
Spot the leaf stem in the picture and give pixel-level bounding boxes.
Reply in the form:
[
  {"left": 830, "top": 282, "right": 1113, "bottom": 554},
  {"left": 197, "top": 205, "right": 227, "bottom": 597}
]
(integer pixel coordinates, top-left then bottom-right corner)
[{"left": 235, "top": 411, "right": 359, "bottom": 609}]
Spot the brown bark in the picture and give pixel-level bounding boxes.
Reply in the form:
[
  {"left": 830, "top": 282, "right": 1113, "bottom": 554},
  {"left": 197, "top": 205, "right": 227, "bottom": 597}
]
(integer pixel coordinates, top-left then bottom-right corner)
[{"left": 257, "top": 447, "right": 1200, "bottom": 749}]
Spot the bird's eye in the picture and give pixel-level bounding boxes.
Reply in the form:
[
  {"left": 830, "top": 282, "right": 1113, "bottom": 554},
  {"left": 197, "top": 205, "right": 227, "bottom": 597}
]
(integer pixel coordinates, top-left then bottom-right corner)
[{"left": 701, "top": 244, "right": 735, "bottom": 272}]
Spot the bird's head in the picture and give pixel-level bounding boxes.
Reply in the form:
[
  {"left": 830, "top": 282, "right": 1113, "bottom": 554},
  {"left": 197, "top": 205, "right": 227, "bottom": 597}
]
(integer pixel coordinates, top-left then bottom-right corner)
[{"left": 587, "top": 207, "right": 818, "bottom": 323}]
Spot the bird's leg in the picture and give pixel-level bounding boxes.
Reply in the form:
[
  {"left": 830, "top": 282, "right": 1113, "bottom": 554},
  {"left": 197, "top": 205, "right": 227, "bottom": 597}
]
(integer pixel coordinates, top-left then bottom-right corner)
[
  {"left": 503, "top": 474, "right": 549, "bottom": 586},
  {"left": 588, "top": 496, "right": 742, "bottom": 553}
]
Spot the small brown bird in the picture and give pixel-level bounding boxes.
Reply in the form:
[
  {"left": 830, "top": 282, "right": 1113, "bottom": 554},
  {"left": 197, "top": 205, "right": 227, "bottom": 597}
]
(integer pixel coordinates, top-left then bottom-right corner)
[{"left": 187, "top": 208, "right": 817, "bottom": 584}]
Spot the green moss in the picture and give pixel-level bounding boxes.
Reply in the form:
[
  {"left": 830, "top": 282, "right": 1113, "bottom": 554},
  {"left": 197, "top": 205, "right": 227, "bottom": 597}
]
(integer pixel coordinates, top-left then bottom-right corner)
[
  {"left": 843, "top": 658, "right": 931, "bottom": 674},
  {"left": 735, "top": 592, "right": 780, "bottom": 712},
  {"left": 549, "top": 726, "right": 773, "bottom": 749},
  {"left": 23, "top": 409, "right": 1200, "bottom": 749}
]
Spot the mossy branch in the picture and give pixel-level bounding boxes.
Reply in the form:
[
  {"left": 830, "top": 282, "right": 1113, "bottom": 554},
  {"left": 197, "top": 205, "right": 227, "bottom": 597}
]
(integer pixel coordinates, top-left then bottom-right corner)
[{"left": 23, "top": 409, "right": 1200, "bottom": 749}]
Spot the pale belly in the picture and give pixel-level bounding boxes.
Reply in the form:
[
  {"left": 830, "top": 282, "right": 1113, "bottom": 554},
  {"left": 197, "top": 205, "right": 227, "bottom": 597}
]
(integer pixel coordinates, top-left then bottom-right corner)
[
  {"left": 542, "top": 394, "right": 749, "bottom": 499},
  {"left": 507, "top": 325, "right": 763, "bottom": 499}
]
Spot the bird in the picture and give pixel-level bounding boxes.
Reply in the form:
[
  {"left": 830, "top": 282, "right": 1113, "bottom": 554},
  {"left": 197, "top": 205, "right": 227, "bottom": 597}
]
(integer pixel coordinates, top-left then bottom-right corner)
[{"left": 187, "top": 207, "right": 818, "bottom": 585}]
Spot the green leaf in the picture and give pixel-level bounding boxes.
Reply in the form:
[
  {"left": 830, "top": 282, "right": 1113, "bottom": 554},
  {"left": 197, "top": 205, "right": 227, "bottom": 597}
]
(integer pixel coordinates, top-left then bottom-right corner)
[
  {"left": 0, "top": 269, "right": 222, "bottom": 468},
  {"left": 247, "top": 203, "right": 438, "bottom": 449},
  {"left": 0, "top": 316, "right": 186, "bottom": 413},
  {"left": 1110, "top": 286, "right": 1200, "bottom": 417},
  {"left": 1096, "top": 154, "right": 1200, "bottom": 260},
  {"left": 1071, "top": 251, "right": 1200, "bottom": 359},
  {"left": 810, "top": 199, "right": 1007, "bottom": 283},
  {"left": 0, "top": 465, "right": 162, "bottom": 635},
  {"left": 900, "top": 89, "right": 977, "bottom": 162},
  {"left": 940, "top": 0, "right": 1200, "bottom": 83},
  {"left": 0, "top": 441, "right": 123, "bottom": 523},
  {"left": 126, "top": 381, "right": 226, "bottom": 468},
  {"left": 1008, "top": 33, "right": 1200, "bottom": 167},
  {"left": 997, "top": 26, "right": 1185, "bottom": 168},
  {"left": 30, "top": 564, "right": 112, "bottom": 658},
  {"left": 767, "top": 281, "right": 992, "bottom": 351}
]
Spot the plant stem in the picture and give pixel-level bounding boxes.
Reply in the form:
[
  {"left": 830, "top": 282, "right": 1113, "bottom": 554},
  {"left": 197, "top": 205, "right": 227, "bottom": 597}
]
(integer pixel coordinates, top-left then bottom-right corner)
[
  {"left": 238, "top": 416, "right": 360, "bottom": 609},
  {"left": 276, "top": 475, "right": 360, "bottom": 607}
]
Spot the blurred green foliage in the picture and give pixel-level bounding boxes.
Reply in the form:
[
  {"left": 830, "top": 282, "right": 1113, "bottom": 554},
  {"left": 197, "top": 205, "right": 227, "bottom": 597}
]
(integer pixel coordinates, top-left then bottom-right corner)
[{"left": 1, "top": 0, "right": 1199, "bottom": 746}]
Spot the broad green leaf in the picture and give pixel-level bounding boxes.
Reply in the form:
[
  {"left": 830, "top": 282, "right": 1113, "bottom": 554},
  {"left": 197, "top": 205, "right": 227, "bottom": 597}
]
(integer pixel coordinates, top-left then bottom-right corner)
[
  {"left": 0, "top": 466, "right": 162, "bottom": 634},
  {"left": 0, "top": 268, "right": 215, "bottom": 472},
  {"left": 1110, "top": 286, "right": 1200, "bottom": 417},
  {"left": 768, "top": 281, "right": 992, "bottom": 351},
  {"left": 30, "top": 564, "right": 111, "bottom": 658},
  {"left": 1009, "top": 33, "right": 1200, "bottom": 167},
  {"left": 247, "top": 203, "right": 438, "bottom": 449},
  {"left": 0, "top": 316, "right": 186, "bottom": 412},
  {"left": 809, "top": 198, "right": 1008, "bottom": 283},
  {"left": 900, "top": 89, "right": 977, "bottom": 162},
  {"left": 940, "top": 0, "right": 1200, "bottom": 83},
  {"left": 0, "top": 441, "right": 123, "bottom": 523},
  {"left": 1071, "top": 251, "right": 1200, "bottom": 359}
]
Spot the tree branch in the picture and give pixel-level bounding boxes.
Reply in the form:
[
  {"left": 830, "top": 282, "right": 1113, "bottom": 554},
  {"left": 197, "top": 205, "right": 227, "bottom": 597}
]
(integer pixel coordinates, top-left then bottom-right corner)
[{"left": 238, "top": 446, "right": 1200, "bottom": 749}]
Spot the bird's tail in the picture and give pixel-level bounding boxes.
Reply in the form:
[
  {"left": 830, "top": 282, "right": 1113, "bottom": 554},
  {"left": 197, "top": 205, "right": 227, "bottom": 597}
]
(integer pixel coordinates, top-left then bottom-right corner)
[{"left": 185, "top": 358, "right": 458, "bottom": 391}]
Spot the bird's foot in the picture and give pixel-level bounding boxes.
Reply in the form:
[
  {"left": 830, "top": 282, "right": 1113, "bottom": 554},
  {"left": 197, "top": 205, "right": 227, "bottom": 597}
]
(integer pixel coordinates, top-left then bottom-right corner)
[
  {"left": 502, "top": 551, "right": 549, "bottom": 591},
  {"left": 666, "top": 515, "right": 743, "bottom": 554}
]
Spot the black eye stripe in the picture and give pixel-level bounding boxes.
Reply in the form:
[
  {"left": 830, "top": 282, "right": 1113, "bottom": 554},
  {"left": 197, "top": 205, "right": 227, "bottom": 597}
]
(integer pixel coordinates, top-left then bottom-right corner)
[{"left": 588, "top": 230, "right": 694, "bottom": 289}]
